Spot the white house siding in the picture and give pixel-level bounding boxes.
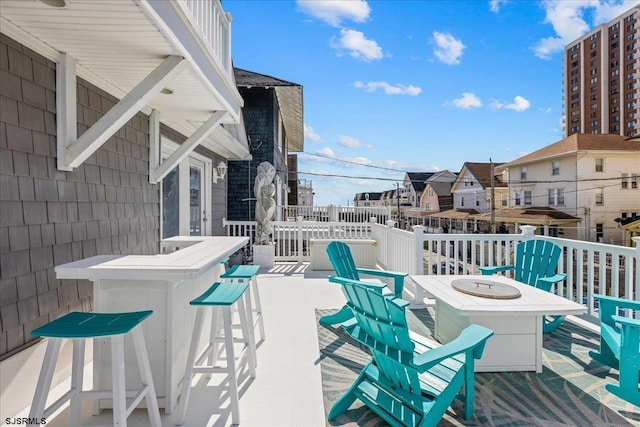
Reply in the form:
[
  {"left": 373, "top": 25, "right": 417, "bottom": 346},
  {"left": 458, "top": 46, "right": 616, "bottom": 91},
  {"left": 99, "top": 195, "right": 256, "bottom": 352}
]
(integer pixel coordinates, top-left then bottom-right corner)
[
  {"left": 576, "top": 152, "right": 640, "bottom": 244},
  {"left": 453, "top": 169, "right": 488, "bottom": 212}
]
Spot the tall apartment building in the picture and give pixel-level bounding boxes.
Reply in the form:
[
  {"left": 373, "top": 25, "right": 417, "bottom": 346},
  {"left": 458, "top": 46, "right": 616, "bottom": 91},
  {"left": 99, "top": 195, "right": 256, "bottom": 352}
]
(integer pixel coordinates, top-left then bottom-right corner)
[{"left": 564, "top": 7, "right": 639, "bottom": 137}]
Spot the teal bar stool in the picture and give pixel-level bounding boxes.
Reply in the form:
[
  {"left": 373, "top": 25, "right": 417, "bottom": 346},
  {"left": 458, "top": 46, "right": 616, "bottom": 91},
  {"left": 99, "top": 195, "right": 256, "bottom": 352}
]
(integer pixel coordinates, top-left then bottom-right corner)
[
  {"left": 220, "top": 265, "right": 265, "bottom": 345},
  {"left": 177, "top": 282, "right": 257, "bottom": 425},
  {"left": 29, "top": 311, "right": 161, "bottom": 427}
]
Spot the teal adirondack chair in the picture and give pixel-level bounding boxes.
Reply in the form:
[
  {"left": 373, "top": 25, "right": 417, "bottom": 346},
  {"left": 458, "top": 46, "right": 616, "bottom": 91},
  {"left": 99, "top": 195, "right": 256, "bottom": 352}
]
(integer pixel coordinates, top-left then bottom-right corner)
[
  {"left": 480, "top": 239, "right": 567, "bottom": 332},
  {"left": 327, "top": 276, "right": 494, "bottom": 426},
  {"left": 319, "top": 240, "right": 408, "bottom": 326},
  {"left": 589, "top": 294, "right": 640, "bottom": 406}
]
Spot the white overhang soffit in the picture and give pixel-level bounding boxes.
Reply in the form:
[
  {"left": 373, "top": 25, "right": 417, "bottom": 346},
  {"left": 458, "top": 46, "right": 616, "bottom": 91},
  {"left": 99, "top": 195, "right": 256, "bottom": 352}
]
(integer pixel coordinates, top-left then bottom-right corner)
[
  {"left": 57, "top": 54, "right": 186, "bottom": 171},
  {"left": 149, "top": 110, "right": 227, "bottom": 183}
]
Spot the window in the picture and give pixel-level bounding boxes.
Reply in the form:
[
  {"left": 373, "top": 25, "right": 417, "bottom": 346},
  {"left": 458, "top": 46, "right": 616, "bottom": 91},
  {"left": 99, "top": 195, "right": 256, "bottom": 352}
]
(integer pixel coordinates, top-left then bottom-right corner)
[
  {"left": 596, "top": 223, "right": 604, "bottom": 242},
  {"left": 548, "top": 189, "right": 555, "bottom": 205},
  {"left": 632, "top": 174, "right": 639, "bottom": 189},
  {"left": 551, "top": 161, "right": 560, "bottom": 175},
  {"left": 428, "top": 189, "right": 434, "bottom": 197},
  {"left": 460, "top": 196, "right": 465, "bottom": 207},
  {"left": 595, "top": 158, "right": 604, "bottom": 172},
  {"left": 501, "top": 194, "right": 508, "bottom": 207},
  {"left": 464, "top": 176, "right": 473, "bottom": 187},
  {"left": 515, "top": 191, "right": 521, "bottom": 206},
  {"left": 557, "top": 188, "right": 565, "bottom": 205},
  {"left": 520, "top": 167, "right": 527, "bottom": 180},
  {"left": 524, "top": 191, "right": 532, "bottom": 206},
  {"left": 595, "top": 187, "right": 604, "bottom": 205},
  {"left": 475, "top": 194, "right": 480, "bottom": 207}
]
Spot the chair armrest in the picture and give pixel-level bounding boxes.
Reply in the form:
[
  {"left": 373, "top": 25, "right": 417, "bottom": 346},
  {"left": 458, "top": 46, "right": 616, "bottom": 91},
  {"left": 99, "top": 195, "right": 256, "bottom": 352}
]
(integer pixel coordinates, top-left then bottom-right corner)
[
  {"left": 411, "top": 325, "right": 494, "bottom": 372},
  {"left": 356, "top": 268, "right": 407, "bottom": 279},
  {"left": 536, "top": 274, "right": 567, "bottom": 292},
  {"left": 612, "top": 315, "right": 640, "bottom": 330},
  {"left": 594, "top": 294, "right": 640, "bottom": 311},
  {"left": 328, "top": 276, "right": 387, "bottom": 292},
  {"left": 356, "top": 268, "right": 407, "bottom": 298},
  {"left": 479, "top": 265, "right": 514, "bottom": 275}
]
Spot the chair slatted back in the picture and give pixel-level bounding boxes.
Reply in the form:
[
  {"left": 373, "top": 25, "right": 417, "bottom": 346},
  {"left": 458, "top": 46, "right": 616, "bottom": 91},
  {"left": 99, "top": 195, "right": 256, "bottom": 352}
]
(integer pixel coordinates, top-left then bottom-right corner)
[
  {"left": 340, "top": 280, "right": 421, "bottom": 393},
  {"left": 514, "top": 240, "right": 562, "bottom": 286},
  {"left": 327, "top": 241, "right": 360, "bottom": 281}
]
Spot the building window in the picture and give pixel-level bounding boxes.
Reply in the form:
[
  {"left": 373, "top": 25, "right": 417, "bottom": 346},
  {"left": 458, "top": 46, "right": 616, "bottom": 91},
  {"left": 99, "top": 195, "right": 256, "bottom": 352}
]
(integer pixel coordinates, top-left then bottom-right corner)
[
  {"left": 501, "top": 194, "right": 508, "bottom": 207},
  {"left": 460, "top": 196, "right": 465, "bottom": 207},
  {"left": 548, "top": 189, "right": 555, "bottom": 205},
  {"left": 515, "top": 191, "right": 521, "bottom": 206},
  {"left": 557, "top": 188, "right": 565, "bottom": 205},
  {"left": 520, "top": 167, "right": 527, "bottom": 180},
  {"left": 524, "top": 190, "right": 532, "bottom": 206},
  {"left": 595, "top": 158, "right": 604, "bottom": 172},
  {"left": 595, "top": 187, "right": 604, "bottom": 205},
  {"left": 428, "top": 189, "right": 434, "bottom": 197},
  {"left": 596, "top": 223, "right": 604, "bottom": 242},
  {"left": 633, "top": 174, "right": 639, "bottom": 189},
  {"left": 551, "top": 161, "right": 560, "bottom": 175},
  {"left": 464, "top": 176, "right": 472, "bottom": 187},
  {"left": 475, "top": 194, "right": 480, "bottom": 207}
]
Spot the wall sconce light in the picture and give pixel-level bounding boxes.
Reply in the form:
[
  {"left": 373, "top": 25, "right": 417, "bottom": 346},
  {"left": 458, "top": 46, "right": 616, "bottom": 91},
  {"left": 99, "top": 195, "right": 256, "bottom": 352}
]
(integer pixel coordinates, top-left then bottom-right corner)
[{"left": 213, "top": 160, "right": 227, "bottom": 183}]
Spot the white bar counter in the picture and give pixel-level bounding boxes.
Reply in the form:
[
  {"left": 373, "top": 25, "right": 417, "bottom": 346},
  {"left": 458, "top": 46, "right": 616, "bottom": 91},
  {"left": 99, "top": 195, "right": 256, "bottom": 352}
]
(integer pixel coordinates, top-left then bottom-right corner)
[{"left": 55, "top": 236, "right": 248, "bottom": 414}]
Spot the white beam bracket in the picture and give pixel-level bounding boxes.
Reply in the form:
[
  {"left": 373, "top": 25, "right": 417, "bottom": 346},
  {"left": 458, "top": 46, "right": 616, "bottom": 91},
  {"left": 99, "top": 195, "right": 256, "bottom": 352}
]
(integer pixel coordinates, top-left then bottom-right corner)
[
  {"left": 149, "top": 110, "right": 227, "bottom": 183},
  {"left": 57, "top": 55, "right": 186, "bottom": 170}
]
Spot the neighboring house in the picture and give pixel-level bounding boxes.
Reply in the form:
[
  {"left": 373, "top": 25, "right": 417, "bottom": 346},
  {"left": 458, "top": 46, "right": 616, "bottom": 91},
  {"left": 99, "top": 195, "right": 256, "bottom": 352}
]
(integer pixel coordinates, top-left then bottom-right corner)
[
  {"left": 354, "top": 192, "right": 383, "bottom": 207},
  {"left": 419, "top": 170, "right": 457, "bottom": 211},
  {"left": 297, "top": 179, "right": 314, "bottom": 207},
  {"left": 451, "top": 162, "right": 506, "bottom": 212},
  {"left": 497, "top": 133, "right": 640, "bottom": 243},
  {"left": 0, "top": 0, "right": 248, "bottom": 413},
  {"left": 615, "top": 215, "right": 640, "bottom": 247},
  {"left": 226, "top": 68, "right": 303, "bottom": 221},
  {"left": 401, "top": 172, "right": 435, "bottom": 207},
  {"left": 405, "top": 170, "right": 456, "bottom": 228}
]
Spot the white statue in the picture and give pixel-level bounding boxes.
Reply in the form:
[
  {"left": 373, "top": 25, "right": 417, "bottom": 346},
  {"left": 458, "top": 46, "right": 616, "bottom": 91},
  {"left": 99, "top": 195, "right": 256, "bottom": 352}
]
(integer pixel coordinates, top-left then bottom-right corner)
[{"left": 254, "top": 162, "right": 277, "bottom": 244}]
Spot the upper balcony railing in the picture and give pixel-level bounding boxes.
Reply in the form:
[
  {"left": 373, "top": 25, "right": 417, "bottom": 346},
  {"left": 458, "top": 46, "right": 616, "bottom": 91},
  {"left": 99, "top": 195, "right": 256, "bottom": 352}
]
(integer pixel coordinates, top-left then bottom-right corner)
[
  {"left": 177, "top": 0, "right": 232, "bottom": 76},
  {"left": 224, "top": 213, "right": 639, "bottom": 319}
]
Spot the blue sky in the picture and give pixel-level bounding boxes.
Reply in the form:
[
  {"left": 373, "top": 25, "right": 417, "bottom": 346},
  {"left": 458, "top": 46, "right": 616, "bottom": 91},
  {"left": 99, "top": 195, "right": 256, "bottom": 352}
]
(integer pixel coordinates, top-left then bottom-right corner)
[{"left": 225, "top": 0, "right": 639, "bottom": 206}]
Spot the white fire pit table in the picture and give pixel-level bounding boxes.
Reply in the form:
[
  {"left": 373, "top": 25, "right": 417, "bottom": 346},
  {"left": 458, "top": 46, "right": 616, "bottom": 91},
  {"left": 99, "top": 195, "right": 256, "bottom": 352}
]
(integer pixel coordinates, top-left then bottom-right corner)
[
  {"left": 55, "top": 236, "right": 248, "bottom": 414},
  {"left": 411, "top": 275, "right": 586, "bottom": 372}
]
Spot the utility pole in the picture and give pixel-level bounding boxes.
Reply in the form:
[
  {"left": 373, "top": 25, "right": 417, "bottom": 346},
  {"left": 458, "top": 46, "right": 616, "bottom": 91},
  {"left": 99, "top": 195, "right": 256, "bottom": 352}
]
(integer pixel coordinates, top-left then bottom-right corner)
[{"left": 490, "top": 158, "right": 496, "bottom": 234}]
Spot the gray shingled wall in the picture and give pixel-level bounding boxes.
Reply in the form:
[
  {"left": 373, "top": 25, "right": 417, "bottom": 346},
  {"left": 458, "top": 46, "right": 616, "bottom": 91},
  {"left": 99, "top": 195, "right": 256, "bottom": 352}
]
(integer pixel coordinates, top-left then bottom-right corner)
[{"left": 0, "top": 35, "right": 161, "bottom": 358}]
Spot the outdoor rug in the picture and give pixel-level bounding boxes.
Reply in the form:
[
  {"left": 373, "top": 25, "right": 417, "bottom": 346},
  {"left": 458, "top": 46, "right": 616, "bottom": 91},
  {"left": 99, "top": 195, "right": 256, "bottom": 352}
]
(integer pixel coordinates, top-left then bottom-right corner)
[{"left": 317, "top": 308, "right": 640, "bottom": 427}]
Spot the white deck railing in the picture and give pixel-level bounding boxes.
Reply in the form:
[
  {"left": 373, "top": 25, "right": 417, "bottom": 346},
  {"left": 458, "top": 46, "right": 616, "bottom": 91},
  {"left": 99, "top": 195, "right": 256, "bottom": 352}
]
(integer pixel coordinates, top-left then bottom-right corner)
[
  {"left": 276, "top": 205, "right": 391, "bottom": 223},
  {"left": 177, "top": 0, "right": 232, "bottom": 75},
  {"left": 224, "top": 218, "right": 639, "bottom": 315}
]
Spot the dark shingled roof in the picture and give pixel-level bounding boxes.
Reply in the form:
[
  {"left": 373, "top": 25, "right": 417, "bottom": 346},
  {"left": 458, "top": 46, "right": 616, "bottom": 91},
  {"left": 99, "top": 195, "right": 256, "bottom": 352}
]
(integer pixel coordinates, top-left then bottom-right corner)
[
  {"left": 464, "top": 162, "right": 504, "bottom": 188},
  {"left": 234, "top": 68, "right": 300, "bottom": 87},
  {"left": 408, "top": 172, "right": 435, "bottom": 193}
]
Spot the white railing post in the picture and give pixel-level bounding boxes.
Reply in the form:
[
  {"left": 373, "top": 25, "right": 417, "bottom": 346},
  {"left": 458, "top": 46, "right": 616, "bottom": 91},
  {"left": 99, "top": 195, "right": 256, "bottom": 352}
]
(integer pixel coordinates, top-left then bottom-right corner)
[
  {"left": 520, "top": 225, "right": 536, "bottom": 240},
  {"left": 633, "top": 237, "right": 640, "bottom": 299},
  {"left": 410, "top": 225, "right": 427, "bottom": 308},
  {"left": 297, "top": 216, "right": 304, "bottom": 263},
  {"left": 386, "top": 220, "right": 396, "bottom": 228}
]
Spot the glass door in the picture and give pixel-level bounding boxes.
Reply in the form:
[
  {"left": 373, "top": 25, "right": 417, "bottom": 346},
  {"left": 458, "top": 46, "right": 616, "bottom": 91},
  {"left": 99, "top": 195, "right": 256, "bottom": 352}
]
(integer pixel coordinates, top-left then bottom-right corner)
[{"left": 189, "top": 163, "right": 205, "bottom": 236}]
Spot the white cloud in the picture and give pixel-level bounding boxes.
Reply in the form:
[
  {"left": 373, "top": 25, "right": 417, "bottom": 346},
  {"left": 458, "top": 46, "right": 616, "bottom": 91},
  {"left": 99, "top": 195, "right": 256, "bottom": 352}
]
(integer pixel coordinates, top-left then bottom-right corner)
[
  {"left": 331, "top": 29, "right": 383, "bottom": 61},
  {"left": 491, "top": 95, "right": 531, "bottom": 112},
  {"left": 353, "top": 81, "right": 422, "bottom": 95},
  {"left": 432, "top": 31, "right": 465, "bottom": 65},
  {"left": 490, "top": 0, "right": 508, "bottom": 13},
  {"left": 449, "top": 92, "right": 482, "bottom": 109},
  {"left": 337, "top": 136, "right": 362, "bottom": 148},
  {"left": 532, "top": 1, "right": 640, "bottom": 60},
  {"left": 304, "top": 124, "right": 321, "bottom": 142},
  {"left": 296, "top": 0, "right": 370, "bottom": 27},
  {"left": 318, "top": 147, "right": 335, "bottom": 158}
]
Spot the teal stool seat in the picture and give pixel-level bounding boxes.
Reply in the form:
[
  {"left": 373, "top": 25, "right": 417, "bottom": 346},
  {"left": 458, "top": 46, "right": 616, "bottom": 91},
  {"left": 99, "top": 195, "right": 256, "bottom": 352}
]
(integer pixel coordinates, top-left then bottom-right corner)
[
  {"left": 177, "top": 282, "right": 257, "bottom": 425},
  {"left": 32, "top": 311, "right": 152, "bottom": 338},
  {"left": 29, "top": 311, "right": 161, "bottom": 427},
  {"left": 219, "top": 264, "right": 265, "bottom": 346},
  {"left": 220, "top": 264, "right": 260, "bottom": 279},
  {"left": 190, "top": 282, "right": 248, "bottom": 306}
]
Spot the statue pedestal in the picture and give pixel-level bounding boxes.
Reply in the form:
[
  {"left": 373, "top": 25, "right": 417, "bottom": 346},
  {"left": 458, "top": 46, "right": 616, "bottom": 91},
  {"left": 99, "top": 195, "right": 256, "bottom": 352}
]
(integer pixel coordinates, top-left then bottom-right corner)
[{"left": 252, "top": 244, "right": 275, "bottom": 268}]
